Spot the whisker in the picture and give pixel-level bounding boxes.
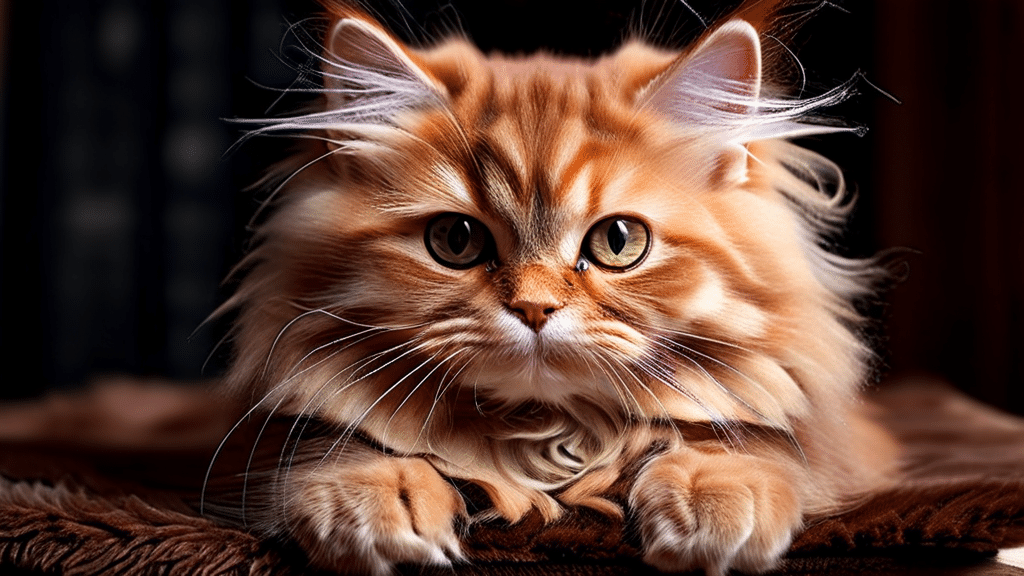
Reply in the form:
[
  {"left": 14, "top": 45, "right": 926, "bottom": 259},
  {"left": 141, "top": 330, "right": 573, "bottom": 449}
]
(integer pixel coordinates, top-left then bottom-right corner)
[
  {"left": 242, "top": 329, "right": 401, "bottom": 519},
  {"left": 643, "top": 340, "right": 787, "bottom": 451},
  {"left": 416, "top": 348, "right": 482, "bottom": 450},
  {"left": 586, "top": 351, "right": 644, "bottom": 417},
  {"left": 638, "top": 322, "right": 757, "bottom": 356},
  {"left": 276, "top": 326, "right": 389, "bottom": 384},
  {"left": 205, "top": 329, "right": 393, "bottom": 514},
  {"left": 201, "top": 371, "right": 309, "bottom": 517},
  {"left": 650, "top": 335, "right": 809, "bottom": 464},
  {"left": 239, "top": 394, "right": 289, "bottom": 527},
  {"left": 246, "top": 145, "right": 353, "bottom": 229},
  {"left": 284, "top": 340, "right": 436, "bottom": 490},
  {"left": 648, "top": 335, "right": 786, "bottom": 431},
  {"left": 334, "top": 342, "right": 441, "bottom": 454},
  {"left": 261, "top": 308, "right": 411, "bottom": 379},
  {"left": 379, "top": 348, "right": 470, "bottom": 448},
  {"left": 274, "top": 337, "right": 426, "bottom": 516},
  {"left": 629, "top": 355, "right": 728, "bottom": 427},
  {"left": 597, "top": 352, "right": 686, "bottom": 443},
  {"left": 637, "top": 354, "right": 742, "bottom": 450}
]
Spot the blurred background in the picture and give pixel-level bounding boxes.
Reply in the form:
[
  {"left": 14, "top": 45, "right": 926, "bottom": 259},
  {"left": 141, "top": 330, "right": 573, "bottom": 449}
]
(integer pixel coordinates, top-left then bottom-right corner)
[{"left": 0, "top": 0, "right": 1020, "bottom": 415}]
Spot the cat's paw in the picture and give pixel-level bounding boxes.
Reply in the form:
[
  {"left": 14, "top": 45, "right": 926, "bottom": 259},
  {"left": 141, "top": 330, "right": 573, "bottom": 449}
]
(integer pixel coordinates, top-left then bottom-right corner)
[
  {"left": 290, "top": 456, "right": 466, "bottom": 575},
  {"left": 630, "top": 449, "right": 802, "bottom": 576}
]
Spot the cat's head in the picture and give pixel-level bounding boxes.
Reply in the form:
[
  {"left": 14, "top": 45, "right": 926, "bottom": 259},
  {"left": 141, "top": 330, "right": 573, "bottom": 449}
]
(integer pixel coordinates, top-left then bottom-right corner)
[{"left": 225, "top": 6, "right": 878, "bottom": 451}]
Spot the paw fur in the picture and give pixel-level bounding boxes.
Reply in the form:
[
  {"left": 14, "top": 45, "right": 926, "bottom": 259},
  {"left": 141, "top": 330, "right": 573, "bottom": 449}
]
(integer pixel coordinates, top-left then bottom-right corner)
[
  {"left": 291, "top": 457, "right": 466, "bottom": 575},
  {"left": 630, "top": 450, "right": 802, "bottom": 576}
]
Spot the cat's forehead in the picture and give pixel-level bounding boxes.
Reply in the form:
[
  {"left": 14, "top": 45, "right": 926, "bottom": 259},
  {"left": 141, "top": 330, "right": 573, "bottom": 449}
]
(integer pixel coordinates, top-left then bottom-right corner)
[{"left": 425, "top": 54, "right": 666, "bottom": 242}]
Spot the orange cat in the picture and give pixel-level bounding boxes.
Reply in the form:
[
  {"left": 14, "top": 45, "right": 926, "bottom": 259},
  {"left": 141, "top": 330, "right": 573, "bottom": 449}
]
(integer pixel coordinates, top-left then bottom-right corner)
[{"left": 217, "top": 3, "right": 896, "bottom": 574}]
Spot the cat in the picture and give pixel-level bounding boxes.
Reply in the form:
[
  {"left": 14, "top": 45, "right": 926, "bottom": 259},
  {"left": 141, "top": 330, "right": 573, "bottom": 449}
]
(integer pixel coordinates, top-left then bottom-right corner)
[{"left": 213, "top": 1, "right": 897, "bottom": 574}]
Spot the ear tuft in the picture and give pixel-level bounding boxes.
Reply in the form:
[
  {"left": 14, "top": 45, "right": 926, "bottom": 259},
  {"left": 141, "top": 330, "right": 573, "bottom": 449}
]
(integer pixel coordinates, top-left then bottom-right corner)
[
  {"left": 643, "top": 19, "right": 762, "bottom": 124},
  {"left": 322, "top": 17, "right": 444, "bottom": 126}
]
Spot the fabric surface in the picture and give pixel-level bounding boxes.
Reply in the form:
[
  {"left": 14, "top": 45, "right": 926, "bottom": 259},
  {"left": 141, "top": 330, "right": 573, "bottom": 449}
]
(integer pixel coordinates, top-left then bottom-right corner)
[{"left": 0, "top": 376, "right": 1022, "bottom": 575}]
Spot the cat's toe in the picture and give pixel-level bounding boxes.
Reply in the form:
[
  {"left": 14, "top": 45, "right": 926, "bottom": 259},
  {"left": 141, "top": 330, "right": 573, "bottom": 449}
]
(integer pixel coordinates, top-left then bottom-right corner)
[
  {"left": 291, "top": 456, "right": 466, "bottom": 575},
  {"left": 630, "top": 450, "right": 802, "bottom": 576}
]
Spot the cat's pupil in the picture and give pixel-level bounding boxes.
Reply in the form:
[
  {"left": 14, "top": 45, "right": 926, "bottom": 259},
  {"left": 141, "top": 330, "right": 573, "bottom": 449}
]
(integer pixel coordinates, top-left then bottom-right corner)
[
  {"left": 607, "top": 220, "right": 629, "bottom": 255},
  {"left": 448, "top": 219, "right": 471, "bottom": 255}
]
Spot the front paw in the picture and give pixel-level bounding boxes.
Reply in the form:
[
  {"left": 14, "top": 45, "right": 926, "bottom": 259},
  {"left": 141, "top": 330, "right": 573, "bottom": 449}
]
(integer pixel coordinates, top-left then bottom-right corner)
[
  {"left": 290, "top": 456, "right": 466, "bottom": 575},
  {"left": 630, "top": 449, "right": 802, "bottom": 576}
]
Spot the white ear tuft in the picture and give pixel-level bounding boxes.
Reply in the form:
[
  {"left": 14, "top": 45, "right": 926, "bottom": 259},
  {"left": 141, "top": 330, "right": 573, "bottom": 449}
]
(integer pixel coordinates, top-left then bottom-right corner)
[
  {"left": 639, "top": 18, "right": 861, "bottom": 150},
  {"left": 645, "top": 20, "right": 762, "bottom": 124},
  {"left": 322, "top": 18, "right": 444, "bottom": 126}
]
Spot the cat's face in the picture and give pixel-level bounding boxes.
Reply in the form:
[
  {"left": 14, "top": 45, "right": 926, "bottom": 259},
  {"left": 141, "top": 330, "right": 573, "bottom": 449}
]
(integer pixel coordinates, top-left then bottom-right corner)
[
  {"left": 228, "top": 15, "right": 870, "bottom": 441},
  {"left": 314, "top": 88, "right": 783, "bottom": 410}
]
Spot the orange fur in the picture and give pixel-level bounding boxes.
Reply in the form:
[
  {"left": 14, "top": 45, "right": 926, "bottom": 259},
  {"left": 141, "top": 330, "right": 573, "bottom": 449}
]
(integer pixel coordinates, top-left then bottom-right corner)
[{"left": 219, "top": 5, "right": 897, "bottom": 574}]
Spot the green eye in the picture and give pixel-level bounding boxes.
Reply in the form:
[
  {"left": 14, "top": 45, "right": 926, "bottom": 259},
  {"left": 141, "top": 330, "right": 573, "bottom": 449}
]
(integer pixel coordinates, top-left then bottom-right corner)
[
  {"left": 425, "top": 213, "right": 493, "bottom": 269},
  {"left": 583, "top": 216, "right": 650, "bottom": 271}
]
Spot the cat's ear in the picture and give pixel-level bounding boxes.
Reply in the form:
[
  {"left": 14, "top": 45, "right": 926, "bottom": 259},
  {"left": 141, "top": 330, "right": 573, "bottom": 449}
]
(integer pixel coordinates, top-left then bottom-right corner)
[
  {"left": 321, "top": 16, "right": 446, "bottom": 128},
  {"left": 642, "top": 19, "right": 762, "bottom": 122},
  {"left": 639, "top": 20, "right": 762, "bottom": 186}
]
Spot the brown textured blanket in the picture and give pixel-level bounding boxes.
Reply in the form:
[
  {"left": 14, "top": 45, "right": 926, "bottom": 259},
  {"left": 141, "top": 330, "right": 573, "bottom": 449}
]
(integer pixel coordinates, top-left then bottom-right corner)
[{"left": 1, "top": 376, "right": 1022, "bottom": 575}]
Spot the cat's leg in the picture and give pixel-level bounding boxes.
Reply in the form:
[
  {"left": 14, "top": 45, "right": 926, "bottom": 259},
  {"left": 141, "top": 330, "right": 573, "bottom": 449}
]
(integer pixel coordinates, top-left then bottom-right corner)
[
  {"left": 629, "top": 447, "right": 803, "bottom": 576},
  {"left": 283, "top": 451, "right": 466, "bottom": 575}
]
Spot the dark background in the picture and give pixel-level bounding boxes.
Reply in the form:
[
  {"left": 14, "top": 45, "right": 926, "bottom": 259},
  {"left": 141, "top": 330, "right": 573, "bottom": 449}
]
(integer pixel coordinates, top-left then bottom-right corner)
[{"left": 1, "top": 1, "right": 1021, "bottom": 414}]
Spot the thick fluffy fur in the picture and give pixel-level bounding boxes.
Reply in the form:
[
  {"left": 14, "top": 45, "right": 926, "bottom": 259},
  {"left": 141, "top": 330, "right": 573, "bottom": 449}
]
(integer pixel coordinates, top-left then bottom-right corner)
[{"left": 218, "top": 5, "right": 896, "bottom": 575}]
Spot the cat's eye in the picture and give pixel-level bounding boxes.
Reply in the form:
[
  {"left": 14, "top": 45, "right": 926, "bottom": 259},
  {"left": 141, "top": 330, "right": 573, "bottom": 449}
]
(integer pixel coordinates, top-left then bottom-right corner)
[
  {"left": 425, "top": 213, "right": 493, "bottom": 269},
  {"left": 583, "top": 216, "right": 651, "bottom": 271}
]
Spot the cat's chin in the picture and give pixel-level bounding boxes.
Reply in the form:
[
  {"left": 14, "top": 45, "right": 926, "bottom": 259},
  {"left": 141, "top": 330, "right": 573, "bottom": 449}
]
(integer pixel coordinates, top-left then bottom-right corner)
[{"left": 468, "top": 357, "right": 617, "bottom": 407}]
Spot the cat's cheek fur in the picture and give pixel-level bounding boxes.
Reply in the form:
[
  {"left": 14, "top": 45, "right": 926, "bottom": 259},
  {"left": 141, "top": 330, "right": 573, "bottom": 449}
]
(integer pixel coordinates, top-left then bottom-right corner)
[
  {"left": 630, "top": 448, "right": 803, "bottom": 576},
  {"left": 286, "top": 456, "right": 467, "bottom": 575}
]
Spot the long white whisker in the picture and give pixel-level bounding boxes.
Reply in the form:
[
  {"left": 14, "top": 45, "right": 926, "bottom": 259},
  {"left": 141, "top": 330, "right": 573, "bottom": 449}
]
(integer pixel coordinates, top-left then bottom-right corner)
[
  {"left": 334, "top": 342, "right": 440, "bottom": 454},
  {"left": 640, "top": 345, "right": 751, "bottom": 450},
  {"left": 650, "top": 335, "right": 808, "bottom": 462},
  {"left": 638, "top": 322, "right": 756, "bottom": 356},
  {"left": 379, "top": 348, "right": 468, "bottom": 448},
  {"left": 277, "top": 338, "right": 424, "bottom": 510},
  {"left": 283, "top": 339, "right": 436, "bottom": 492},
  {"left": 648, "top": 335, "right": 779, "bottom": 429},
  {"left": 634, "top": 354, "right": 741, "bottom": 448},
  {"left": 276, "top": 327, "right": 388, "bottom": 384},
  {"left": 239, "top": 394, "right": 289, "bottom": 527},
  {"left": 247, "top": 146, "right": 353, "bottom": 229},
  {"left": 416, "top": 348, "right": 482, "bottom": 451},
  {"left": 630, "top": 355, "right": 723, "bottom": 423},
  {"left": 240, "top": 328, "right": 399, "bottom": 523},
  {"left": 598, "top": 352, "right": 685, "bottom": 442},
  {"left": 201, "top": 373, "right": 305, "bottom": 516},
  {"left": 262, "top": 307, "right": 406, "bottom": 379},
  {"left": 203, "top": 322, "right": 392, "bottom": 513},
  {"left": 587, "top": 351, "right": 644, "bottom": 417}
]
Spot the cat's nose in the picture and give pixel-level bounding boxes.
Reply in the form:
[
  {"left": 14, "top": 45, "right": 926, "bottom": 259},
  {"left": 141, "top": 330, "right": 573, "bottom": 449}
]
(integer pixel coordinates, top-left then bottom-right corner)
[{"left": 508, "top": 299, "right": 561, "bottom": 332}]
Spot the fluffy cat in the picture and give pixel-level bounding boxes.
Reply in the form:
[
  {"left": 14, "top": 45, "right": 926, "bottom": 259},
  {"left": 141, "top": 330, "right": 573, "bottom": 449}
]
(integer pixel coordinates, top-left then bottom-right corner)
[{"left": 215, "top": 2, "right": 897, "bottom": 574}]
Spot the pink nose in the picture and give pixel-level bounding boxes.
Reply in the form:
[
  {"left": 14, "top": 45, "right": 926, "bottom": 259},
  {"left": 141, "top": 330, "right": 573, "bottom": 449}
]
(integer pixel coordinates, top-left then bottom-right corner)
[{"left": 508, "top": 299, "right": 560, "bottom": 332}]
